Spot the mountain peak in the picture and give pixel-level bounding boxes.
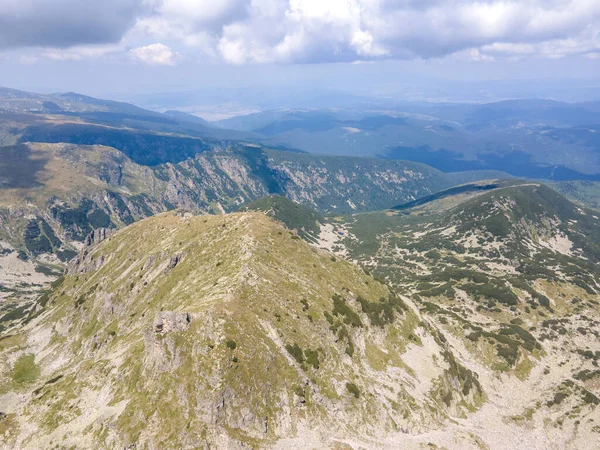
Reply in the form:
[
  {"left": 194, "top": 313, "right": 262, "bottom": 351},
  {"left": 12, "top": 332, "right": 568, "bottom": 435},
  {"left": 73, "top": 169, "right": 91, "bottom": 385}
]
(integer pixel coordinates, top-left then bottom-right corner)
[{"left": 0, "top": 210, "right": 482, "bottom": 448}]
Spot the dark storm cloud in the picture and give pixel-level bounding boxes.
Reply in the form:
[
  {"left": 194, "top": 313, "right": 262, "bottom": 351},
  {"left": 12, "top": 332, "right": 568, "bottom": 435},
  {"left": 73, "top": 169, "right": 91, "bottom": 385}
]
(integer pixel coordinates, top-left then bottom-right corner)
[{"left": 0, "top": 0, "right": 143, "bottom": 49}]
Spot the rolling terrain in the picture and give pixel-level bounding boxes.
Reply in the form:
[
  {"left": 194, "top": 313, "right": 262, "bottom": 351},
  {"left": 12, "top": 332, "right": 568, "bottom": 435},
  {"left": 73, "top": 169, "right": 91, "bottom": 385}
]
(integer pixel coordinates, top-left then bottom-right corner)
[
  {"left": 302, "top": 181, "right": 600, "bottom": 448},
  {"left": 215, "top": 101, "right": 600, "bottom": 180},
  {"left": 1, "top": 183, "right": 599, "bottom": 448}
]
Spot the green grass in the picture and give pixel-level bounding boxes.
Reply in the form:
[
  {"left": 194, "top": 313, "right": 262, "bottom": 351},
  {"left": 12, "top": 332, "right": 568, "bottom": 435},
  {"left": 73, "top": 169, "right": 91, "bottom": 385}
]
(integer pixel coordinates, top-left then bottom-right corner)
[
  {"left": 12, "top": 354, "right": 40, "bottom": 384},
  {"left": 241, "top": 195, "right": 323, "bottom": 241},
  {"left": 345, "top": 382, "right": 360, "bottom": 398},
  {"left": 331, "top": 294, "right": 362, "bottom": 327}
]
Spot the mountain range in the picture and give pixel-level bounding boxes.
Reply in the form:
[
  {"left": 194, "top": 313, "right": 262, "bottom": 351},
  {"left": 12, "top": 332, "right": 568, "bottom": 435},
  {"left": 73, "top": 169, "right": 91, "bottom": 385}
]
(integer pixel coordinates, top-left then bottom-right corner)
[
  {"left": 1, "top": 87, "right": 600, "bottom": 449},
  {"left": 214, "top": 102, "right": 600, "bottom": 180}
]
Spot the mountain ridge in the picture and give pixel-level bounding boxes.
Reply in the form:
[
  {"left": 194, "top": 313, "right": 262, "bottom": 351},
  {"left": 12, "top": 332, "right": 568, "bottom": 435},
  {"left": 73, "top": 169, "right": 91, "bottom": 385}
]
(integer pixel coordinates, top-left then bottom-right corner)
[
  {"left": 0, "top": 141, "right": 465, "bottom": 312},
  {"left": 0, "top": 210, "right": 483, "bottom": 449}
]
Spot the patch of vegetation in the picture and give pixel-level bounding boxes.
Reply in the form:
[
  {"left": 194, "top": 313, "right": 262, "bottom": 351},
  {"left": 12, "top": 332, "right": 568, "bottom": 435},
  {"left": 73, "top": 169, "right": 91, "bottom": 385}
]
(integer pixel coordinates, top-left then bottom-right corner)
[
  {"left": 420, "top": 268, "right": 490, "bottom": 284},
  {"left": 346, "top": 382, "right": 360, "bottom": 398},
  {"left": 482, "top": 213, "right": 512, "bottom": 237},
  {"left": 241, "top": 195, "right": 323, "bottom": 241},
  {"left": 419, "top": 283, "right": 456, "bottom": 298},
  {"left": 285, "top": 343, "right": 304, "bottom": 364},
  {"left": 331, "top": 294, "right": 363, "bottom": 327},
  {"left": 574, "top": 369, "right": 600, "bottom": 381},
  {"left": 462, "top": 280, "right": 518, "bottom": 306},
  {"left": 35, "top": 264, "right": 59, "bottom": 276},
  {"left": 498, "top": 325, "right": 540, "bottom": 352},
  {"left": 546, "top": 392, "right": 569, "bottom": 407},
  {"left": 304, "top": 348, "right": 320, "bottom": 369},
  {"left": 583, "top": 390, "right": 600, "bottom": 405},
  {"left": 356, "top": 295, "right": 406, "bottom": 327},
  {"left": 442, "top": 349, "right": 482, "bottom": 396},
  {"left": 467, "top": 323, "right": 540, "bottom": 367},
  {"left": 577, "top": 349, "right": 600, "bottom": 362},
  {"left": 0, "top": 305, "right": 29, "bottom": 324},
  {"left": 292, "top": 385, "right": 305, "bottom": 398},
  {"left": 12, "top": 354, "right": 40, "bottom": 384},
  {"left": 510, "top": 278, "right": 553, "bottom": 310},
  {"left": 87, "top": 209, "right": 112, "bottom": 228},
  {"left": 56, "top": 248, "right": 78, "bottom": 262},
  {"left": 24, "top": 221, "right": 53, "bottom": 254},
  {"left": 226, "top": 340, "right": 237, "bottom": 350}
]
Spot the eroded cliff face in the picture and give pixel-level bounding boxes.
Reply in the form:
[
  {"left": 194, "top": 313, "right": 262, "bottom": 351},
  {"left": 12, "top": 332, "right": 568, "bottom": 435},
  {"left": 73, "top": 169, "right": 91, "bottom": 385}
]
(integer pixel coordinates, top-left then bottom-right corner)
[{"left": 0, "top": 211, "right": 482, "bottom": 449}]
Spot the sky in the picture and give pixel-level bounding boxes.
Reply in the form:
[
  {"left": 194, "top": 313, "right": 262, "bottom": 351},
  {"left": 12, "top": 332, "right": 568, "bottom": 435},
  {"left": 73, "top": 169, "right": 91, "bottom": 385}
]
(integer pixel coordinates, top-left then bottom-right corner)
[{"left": 1, "top": 0, "right": 600, "bottom": 107}]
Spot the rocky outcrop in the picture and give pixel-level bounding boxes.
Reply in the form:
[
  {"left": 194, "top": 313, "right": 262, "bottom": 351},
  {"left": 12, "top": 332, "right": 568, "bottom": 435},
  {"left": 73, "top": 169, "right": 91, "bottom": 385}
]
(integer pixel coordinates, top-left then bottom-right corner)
[
  {"left": 68, "top": 228, "right": 114, "bottom": 273},
  {"left": 153, "top": 311, "right": 192, "bottom": 334},
  {"left": 83, "top": 227, "right": 113, "bottom": 247}
]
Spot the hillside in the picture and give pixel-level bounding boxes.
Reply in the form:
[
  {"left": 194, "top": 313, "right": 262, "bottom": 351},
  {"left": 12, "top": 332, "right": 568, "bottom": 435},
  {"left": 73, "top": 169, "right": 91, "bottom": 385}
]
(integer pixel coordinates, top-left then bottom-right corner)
[
  {"left": 0, "top": 141, "right": 456, "bottom": 313},
  {"left": 320, "top": 182, "right": 600, "bottom": 448},
  {"left": 0, "top": 87, "right": 156, "bottom": 116},
  {"left": 214, "top": 103, "right": 600, "bottom": 180},
  {"left": 0, "top": 211, "right": 482, "bottom": 449},
  {"left": 241, "top": 195, "right": 323, "bottom": 242},
  {"left": 552, "top": 180, "right": 600, "bottom": 211},
  {"left": 0, "top": 87, "right": 255, "bottom": 154}
]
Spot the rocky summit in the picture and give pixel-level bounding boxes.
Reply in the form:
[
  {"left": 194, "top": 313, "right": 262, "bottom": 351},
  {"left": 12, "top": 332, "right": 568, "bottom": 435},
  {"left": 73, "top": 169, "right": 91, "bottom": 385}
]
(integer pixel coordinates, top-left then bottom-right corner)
[{"left": 0, "top": 211, "right": 483, "bottom": 449}]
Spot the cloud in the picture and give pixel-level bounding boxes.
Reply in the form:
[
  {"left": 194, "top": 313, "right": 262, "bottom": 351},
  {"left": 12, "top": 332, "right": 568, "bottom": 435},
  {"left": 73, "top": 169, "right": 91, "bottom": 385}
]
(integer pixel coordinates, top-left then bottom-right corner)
[
  {"left": 2, "top": 0, "right": 600, "bottom": 64},
  {"left": 144, "top": 0, "right": 600, "bottom": 64},
  {"left": 19, "top": 55, "right": 38, "bottom": 65},
  {"left": 0, "top": 0, "right": 144, "bottom": 50},
  {"left": 130, "top": 43, "right": 179, "bottom": 65},
  {"left": 40, "top": 44, "right": 125, "bottom": 61}
]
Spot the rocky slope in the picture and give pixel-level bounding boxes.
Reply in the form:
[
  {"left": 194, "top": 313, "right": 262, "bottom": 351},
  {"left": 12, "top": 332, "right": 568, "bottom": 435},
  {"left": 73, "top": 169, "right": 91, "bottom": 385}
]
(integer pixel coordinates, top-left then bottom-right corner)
[
  {"left": 321, "top": 181, "right": 600, "bottom": 448},
  {"left": 0, "top": 211, "right": 482, "bottom": 449},
  {"left": 0, "top": 141, "right": 454, "bottom": 313},
  {"left": 1, "top": 183, "right": 599, "bottom": 449}
]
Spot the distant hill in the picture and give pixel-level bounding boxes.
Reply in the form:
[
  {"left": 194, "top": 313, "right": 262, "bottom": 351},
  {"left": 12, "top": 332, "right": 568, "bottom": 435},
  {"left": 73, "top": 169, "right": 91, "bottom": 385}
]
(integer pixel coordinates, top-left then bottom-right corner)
[
  {"left": 214, "top": 101, "right": 600, "bottom": 180},
  {"left": 0, "top": 86, "right": 256, "bottom": 150},
  {"left": 163, "top": 109, "right": 213, "bottom": 127},
  {"left": 0, "top": 87, "right": 159, "bottom": 116}
]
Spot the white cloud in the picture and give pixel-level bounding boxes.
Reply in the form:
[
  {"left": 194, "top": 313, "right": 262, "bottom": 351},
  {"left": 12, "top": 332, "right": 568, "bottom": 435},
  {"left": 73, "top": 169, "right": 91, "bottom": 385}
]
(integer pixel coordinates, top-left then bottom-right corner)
[
  {"left": 41, "top": 44, "right": 125, "bottom": 61},
  {"left": 3, "top": 0, "right": 600, "bottom": 64},
  {"left": 141, "top": 0, "right": 600, "bottom": 64},
  {"left": 130, "top": 43, "right": 179, "bottom": 65},
  {"left": 19, "top": 55, "right": 38, "bottom": 65}
]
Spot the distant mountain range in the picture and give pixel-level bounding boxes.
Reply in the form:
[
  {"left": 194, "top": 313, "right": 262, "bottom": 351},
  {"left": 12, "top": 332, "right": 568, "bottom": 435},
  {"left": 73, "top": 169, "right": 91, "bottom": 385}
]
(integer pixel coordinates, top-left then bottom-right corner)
[
  {"left": 214, "top": 101, "right": 600, "bottom": 180},
  {"left": 3, "top": 87, "right": 600, "bottom": 180}
]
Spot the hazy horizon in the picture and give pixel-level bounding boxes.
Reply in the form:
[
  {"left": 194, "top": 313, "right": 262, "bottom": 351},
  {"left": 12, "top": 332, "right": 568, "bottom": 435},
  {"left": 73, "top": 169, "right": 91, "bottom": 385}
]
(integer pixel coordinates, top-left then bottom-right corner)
[{"left": 2, "top": 1, "right": 600, "bottom": 116}]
